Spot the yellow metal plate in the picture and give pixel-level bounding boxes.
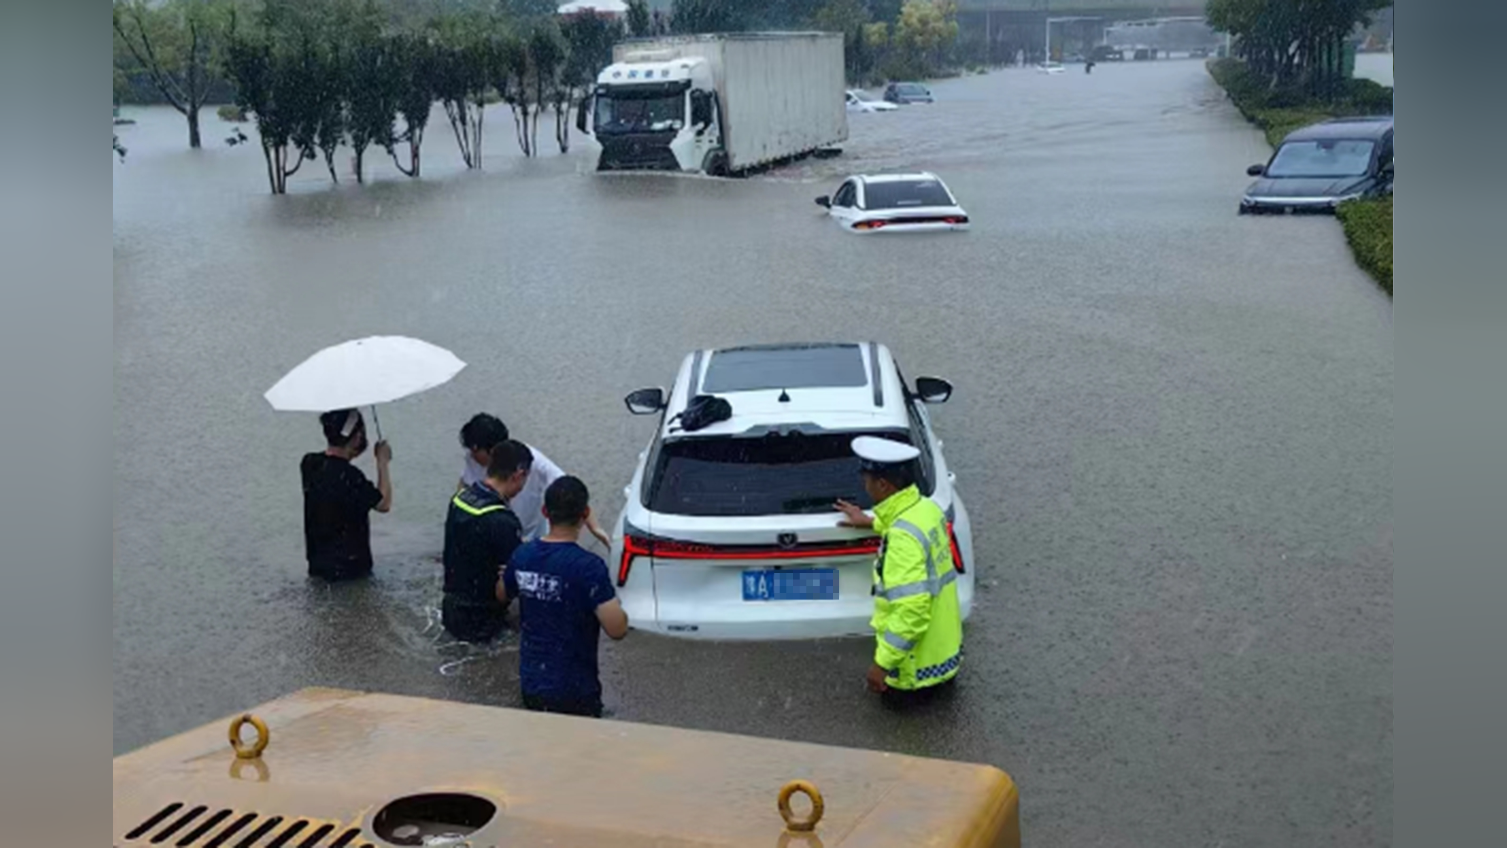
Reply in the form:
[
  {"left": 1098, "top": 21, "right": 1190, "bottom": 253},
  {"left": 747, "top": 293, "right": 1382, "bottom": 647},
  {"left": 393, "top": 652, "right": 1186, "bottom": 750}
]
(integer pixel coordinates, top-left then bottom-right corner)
[{"left": 114, "top": 688, "right": 1019, "bottom": 848}]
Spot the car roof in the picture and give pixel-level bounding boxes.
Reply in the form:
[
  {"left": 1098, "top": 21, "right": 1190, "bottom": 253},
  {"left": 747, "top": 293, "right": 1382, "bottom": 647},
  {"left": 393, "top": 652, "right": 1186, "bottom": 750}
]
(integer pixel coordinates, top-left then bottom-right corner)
[
  {"left": 661, "top": 342, "right": 912, "bottom": 438},
  {"left": 1284, "top": 116, "right": 1393, "bottom": 142}
]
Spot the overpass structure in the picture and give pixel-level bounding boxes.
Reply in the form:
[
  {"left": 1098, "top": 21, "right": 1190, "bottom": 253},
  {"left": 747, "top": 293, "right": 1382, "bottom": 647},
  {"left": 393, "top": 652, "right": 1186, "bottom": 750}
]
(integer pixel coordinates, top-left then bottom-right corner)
[{"left": 956, "top": 0, "right": 1215, "bottom": 64}]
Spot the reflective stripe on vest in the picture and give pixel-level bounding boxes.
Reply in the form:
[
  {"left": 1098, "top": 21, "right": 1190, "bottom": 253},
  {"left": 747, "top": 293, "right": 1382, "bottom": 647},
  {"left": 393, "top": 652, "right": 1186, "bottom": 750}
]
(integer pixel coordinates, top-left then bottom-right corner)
[
  {"left": 882, "top": 630, "right": 915, "bottom": 651},
  {"left": 451, "top": 494, "right": 507, "bottom": 517},
  {"left": 875, "top": 518, "right": 955, "bottom": 601}
]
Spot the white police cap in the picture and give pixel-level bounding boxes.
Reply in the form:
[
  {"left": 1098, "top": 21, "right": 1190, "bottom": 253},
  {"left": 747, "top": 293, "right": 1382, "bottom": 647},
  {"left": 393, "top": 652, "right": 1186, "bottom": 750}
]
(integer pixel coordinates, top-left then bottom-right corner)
[{"left": 851, "top": 435, "right": 921, "bottom": 471}]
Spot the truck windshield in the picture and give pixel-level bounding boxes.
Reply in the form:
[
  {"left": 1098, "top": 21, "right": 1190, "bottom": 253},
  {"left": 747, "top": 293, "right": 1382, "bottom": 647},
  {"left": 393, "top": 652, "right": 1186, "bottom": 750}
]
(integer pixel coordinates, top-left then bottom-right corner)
[
  {"left": 595, "top": 92, "right": 685, "bottom": 134},
  {"left": 645, "top": 431, "right": 931, "bottom": 517}
]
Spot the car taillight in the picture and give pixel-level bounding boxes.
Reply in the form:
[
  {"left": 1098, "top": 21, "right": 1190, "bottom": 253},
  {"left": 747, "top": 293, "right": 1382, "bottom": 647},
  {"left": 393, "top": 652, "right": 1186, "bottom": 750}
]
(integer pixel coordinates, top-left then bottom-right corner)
[
  {"left": 946, "top": 522, "right": 965, "bottom": 573},
  {"left": 943, "top": 216, "right": 969, "bottom": 225},
  {"left": 618, "top": 534, "right": 651, "bottom": 587},
  {"left": 618, "top": 535, "right": 883, "bottom": 586},
  {"left": 853, "top": 220, "right": 887, "bottom": 231}
]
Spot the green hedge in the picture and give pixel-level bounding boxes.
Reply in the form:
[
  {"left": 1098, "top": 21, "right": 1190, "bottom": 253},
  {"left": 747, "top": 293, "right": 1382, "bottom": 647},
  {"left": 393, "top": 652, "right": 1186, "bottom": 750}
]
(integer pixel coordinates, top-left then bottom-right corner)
[
  {"left": 1208, "top": 58, "right": 1392, "bottom": 146},
  {"left": 1335, "top": 197, "right": 1393, "bottom": 295}
]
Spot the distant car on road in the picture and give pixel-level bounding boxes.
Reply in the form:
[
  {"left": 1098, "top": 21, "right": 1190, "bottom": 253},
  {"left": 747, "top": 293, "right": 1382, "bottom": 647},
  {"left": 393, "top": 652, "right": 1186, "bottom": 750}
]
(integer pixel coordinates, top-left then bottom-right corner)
[
  {"left": 815, "top": 172, "right": 971, "bottom": 233},
  {"left": 846, "top": 89, "right": 898, "bottom": 113},
  {"left": 1240, "top": 116, "right": 1394, "bottom": 214},
  {"left": 883, "top": 82, "right": 934, "bottom": 104},
  {"left": 611, "top": 341, "right": 975, "bottom": 640}
]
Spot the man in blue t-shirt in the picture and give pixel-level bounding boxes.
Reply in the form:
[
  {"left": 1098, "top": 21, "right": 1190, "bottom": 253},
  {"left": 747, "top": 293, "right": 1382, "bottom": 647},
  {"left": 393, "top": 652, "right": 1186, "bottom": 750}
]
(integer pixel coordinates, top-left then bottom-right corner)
[{"left": 499, "top": 475, "right": 628, "bottom": 717}]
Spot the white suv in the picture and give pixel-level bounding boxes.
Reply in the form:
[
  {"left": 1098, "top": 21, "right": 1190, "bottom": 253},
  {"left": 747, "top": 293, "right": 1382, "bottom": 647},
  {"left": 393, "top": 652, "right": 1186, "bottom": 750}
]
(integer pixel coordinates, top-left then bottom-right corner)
[{"left": 610, "top": 342, "right": 976, "bottom": 639}]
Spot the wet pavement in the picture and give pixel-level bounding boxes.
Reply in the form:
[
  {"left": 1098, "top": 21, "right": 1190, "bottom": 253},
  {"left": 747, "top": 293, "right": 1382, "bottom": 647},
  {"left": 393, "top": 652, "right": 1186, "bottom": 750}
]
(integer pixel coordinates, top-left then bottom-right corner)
[{"left": 114, "top": 58, "right": 1392, "bottom": 845}]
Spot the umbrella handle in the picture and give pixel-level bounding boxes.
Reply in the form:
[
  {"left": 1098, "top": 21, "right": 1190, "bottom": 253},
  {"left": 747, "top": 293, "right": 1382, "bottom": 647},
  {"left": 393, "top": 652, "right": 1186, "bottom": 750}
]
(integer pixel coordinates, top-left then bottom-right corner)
[{"left": 369, "top": 405, "right": 383, "bottom": 441}]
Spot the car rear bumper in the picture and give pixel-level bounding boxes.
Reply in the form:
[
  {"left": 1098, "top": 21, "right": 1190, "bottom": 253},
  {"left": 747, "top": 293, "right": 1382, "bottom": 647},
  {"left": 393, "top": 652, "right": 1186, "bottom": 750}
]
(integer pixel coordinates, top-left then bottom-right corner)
[
  {"left": 618, "top": 572, "right": 975, "bottom": 641},
  {"left": 850, "top": 222, "right": 970, "bottom": 234}
]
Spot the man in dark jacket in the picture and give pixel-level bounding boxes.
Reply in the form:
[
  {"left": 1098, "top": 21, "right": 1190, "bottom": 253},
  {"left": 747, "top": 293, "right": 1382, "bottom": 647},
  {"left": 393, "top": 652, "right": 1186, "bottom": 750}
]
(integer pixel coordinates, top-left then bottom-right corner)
[
  {"left": 441, "top": 440, "right": 533, "bottom": 642},
  {"left": 302, "top": 409, "right": 392, "bottom": 581}
]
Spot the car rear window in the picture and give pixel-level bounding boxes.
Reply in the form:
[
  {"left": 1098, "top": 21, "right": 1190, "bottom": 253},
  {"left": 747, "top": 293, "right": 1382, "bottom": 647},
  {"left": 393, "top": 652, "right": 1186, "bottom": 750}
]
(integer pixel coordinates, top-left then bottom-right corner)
[
  {"left": 701, "top": 344, "right": 867, "bottom": 393},
  {"left": 863, "top": 180, "right": 954, "bottom": 209},
  {"left": 645, "top": 431, "right": 928, "bottom": 516}
]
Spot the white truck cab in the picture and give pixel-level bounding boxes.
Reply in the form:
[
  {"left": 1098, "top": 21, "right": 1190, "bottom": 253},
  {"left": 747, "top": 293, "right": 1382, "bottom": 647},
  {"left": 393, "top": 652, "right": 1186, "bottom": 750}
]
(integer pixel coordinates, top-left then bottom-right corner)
[
  {"left": 576, "top": 33, "right": 847, "bottom": 177},
  {"left": 577, "top": 52, "right": 727, "bottom": 174}
]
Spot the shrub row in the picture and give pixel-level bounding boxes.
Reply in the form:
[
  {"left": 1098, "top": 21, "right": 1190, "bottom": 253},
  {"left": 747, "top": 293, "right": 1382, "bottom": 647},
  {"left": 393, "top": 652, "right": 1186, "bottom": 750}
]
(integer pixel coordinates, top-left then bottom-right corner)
[{"left": 1335, "top": 197, "right": 1393, "bottom": 295}]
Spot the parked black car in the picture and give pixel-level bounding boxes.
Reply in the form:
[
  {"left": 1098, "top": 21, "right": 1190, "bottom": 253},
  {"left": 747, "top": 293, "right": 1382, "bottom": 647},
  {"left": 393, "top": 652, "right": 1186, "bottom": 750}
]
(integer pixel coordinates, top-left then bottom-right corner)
[
  {"left": 1240, "top": 116, "right": 1394, "bottom": 214},
  {"left": 883, "top": 82, "right": 934, "bottom": 104}
]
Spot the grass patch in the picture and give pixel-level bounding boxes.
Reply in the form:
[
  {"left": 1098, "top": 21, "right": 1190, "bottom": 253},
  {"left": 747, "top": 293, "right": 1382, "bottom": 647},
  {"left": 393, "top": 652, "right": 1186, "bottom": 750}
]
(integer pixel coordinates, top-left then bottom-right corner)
[{"left": 1335, "top": 197, "right": 1393, "bottom": 295}]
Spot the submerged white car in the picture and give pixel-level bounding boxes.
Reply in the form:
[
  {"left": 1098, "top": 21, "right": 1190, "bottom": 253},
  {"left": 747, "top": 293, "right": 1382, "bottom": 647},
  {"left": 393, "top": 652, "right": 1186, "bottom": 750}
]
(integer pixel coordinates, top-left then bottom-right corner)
[
  {"left": 846, "top": 89, "right": 899, "bottom": 113},
  {"left": 611, "top": 342, "right": 976, "bottom": 640},
  {"left": 815, "top": 173, "right": 971, "bottom": 233}
]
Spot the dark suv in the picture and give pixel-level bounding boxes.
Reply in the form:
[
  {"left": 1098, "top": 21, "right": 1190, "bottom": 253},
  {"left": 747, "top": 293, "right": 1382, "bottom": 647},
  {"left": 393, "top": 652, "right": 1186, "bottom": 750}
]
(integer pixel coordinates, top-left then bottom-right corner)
[
  {"left": 1240, "top": 116, "right": 1394, "bottom": 214},
  {"left": 883, "top": 82, "right": 934, "bottom": 104}
]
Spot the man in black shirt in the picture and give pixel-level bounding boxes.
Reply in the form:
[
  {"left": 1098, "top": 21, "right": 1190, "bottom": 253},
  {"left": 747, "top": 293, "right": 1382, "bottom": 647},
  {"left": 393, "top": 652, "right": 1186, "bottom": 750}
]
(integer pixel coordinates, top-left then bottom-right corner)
[
  {"left": 301, "top": 408, "right": 392, "bottom": 581},
  {"left": 442, "top": 439, "right": 532, "bottom": 642}
]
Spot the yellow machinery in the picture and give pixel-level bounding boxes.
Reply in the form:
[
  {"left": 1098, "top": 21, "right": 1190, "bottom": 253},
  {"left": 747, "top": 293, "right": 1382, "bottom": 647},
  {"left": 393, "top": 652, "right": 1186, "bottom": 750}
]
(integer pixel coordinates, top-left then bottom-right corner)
[{"left": 114, "top": 688, "right": 1020, "bottom": 847}]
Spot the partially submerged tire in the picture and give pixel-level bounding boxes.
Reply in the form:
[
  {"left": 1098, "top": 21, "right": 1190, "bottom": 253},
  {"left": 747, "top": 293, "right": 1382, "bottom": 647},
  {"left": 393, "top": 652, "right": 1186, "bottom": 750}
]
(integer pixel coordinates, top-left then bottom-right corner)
[{"left": 702, "top": 150, "right": 729, "bottom": 177}]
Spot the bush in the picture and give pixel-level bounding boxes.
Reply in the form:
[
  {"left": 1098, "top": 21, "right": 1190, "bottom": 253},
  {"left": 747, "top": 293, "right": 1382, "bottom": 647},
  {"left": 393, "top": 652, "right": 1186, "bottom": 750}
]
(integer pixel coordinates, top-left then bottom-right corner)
[
  {"left": 1335, "top": 197, "right": 1393, "bottom": 296},
  {"left": 217, "top": 104, "right": 247, "bottom": 122}
]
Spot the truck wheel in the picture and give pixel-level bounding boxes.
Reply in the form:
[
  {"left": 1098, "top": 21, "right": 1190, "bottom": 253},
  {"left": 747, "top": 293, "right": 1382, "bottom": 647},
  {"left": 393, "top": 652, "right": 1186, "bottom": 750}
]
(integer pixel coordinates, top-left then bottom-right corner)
[{"left": 703, "top": 150, "right": 729, "bottom": 177}]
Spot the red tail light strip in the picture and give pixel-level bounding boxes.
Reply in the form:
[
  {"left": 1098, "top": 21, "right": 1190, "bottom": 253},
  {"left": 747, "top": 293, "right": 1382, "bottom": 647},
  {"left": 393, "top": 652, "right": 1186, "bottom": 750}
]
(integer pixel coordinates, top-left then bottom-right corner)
[
  {"left": 616, "top": 535, "right": 882, "bottom": 588},
  {"left": 946, "top": 522, "right": 965, "bottom": 574}
]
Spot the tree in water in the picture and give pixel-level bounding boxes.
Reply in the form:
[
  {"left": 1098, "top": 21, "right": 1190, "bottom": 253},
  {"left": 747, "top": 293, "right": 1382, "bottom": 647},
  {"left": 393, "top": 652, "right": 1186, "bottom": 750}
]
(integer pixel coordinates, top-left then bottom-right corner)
[
  {"left": 670, "top": 0, "right": 750, "bottom": 34},
  {"left": 625, "top": 0, "right": 652, "bottom": 37},
  {"left": 557, "top": 12, "right": 621, "bottom": 153},
  {"left": 112, "top": 0, "right": 229, "bottom": 149},
  {"left": 495, "top": 32, "right": 534, "bottom": 157},
  {"left": 527, "top": 26, "right": 566, "bottom": 157},
  {"left": 431, "top": 12, "right": 494, "bottom": 169},
  {"left": 385, "top": 33, "right": 435, "bottom": 178}
]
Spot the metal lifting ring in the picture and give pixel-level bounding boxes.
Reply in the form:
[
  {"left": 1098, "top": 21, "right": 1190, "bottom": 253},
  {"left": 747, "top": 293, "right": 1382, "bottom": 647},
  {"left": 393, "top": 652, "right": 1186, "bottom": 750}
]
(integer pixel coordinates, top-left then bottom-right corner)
[
  {"left": 777, "top": 780, "right": 824, "bottom": 832},
  {"left": 229, "top": 713, "right": 270, "bottom": 759}
]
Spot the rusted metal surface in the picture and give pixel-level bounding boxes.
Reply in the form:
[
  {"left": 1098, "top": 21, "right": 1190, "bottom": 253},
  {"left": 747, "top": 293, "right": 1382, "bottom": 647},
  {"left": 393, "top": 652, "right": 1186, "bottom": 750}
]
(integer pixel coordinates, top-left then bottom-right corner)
[{"left": 114, "top": 688, "right": 1020, "bottom": 847}]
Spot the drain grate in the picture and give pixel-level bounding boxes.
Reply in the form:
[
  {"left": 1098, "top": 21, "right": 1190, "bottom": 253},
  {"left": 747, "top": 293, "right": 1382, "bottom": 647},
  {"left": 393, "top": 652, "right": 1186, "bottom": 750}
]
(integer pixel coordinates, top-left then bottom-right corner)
[{"left": 122, "top": 803, "right": 373, "bottom": 848}]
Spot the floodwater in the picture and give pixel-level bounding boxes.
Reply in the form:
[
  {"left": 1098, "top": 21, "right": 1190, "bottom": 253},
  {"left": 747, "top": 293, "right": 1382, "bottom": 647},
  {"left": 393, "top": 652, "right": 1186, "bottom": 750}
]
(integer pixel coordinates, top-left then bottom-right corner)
[{"left": 114, "top": 57, "right": 1392, "bottom": 845}]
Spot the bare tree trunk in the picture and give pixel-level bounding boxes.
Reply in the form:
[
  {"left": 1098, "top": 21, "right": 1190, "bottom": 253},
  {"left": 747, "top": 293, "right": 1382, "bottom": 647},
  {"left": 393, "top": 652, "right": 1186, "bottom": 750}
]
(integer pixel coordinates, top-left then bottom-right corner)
[
  {"left": 324, "top": 148, "right": 339, "bottom": 183},
  {"left": 354, "top": 148, "right": 365, "bottom": 184},
  {"left": 187, "top": 108, "right": 202, "bottom": 149},
  {"left": 261, "top": 141, "right": 277, "bottom": 194}
]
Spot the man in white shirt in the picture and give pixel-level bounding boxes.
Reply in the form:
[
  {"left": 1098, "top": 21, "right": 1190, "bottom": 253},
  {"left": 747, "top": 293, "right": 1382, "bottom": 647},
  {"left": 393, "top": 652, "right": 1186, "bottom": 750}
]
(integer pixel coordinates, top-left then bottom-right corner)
[{"left": 457, "top": 413, "right": 611, "bottom": 547}]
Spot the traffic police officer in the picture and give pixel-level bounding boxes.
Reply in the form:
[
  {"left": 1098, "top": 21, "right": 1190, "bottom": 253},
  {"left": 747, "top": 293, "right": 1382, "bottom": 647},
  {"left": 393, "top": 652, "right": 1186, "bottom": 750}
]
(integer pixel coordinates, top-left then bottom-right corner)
[{"left": 837, "top": 436, "right": 963, "bottom": 699}]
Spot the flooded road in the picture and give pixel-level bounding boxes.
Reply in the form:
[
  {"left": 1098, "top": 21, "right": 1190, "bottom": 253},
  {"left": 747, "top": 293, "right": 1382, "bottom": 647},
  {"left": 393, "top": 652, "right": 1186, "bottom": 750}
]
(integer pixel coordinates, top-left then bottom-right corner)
[{"left": 114, "top": 58, "right": 1392, "bottom": 845}]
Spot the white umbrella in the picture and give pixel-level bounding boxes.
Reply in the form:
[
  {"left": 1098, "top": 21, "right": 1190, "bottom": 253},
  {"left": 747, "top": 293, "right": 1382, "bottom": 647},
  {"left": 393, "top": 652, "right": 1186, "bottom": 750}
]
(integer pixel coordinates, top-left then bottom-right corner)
[{"left": 264, "top": 335, "right": 466, "bottom": 438}]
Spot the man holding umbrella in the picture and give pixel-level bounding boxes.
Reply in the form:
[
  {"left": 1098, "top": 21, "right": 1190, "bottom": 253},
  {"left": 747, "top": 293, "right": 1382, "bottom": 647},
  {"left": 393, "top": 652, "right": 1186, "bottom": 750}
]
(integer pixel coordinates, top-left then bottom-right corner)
[{"left": 302, "top": 409, "right": 392, "bottom": 581}]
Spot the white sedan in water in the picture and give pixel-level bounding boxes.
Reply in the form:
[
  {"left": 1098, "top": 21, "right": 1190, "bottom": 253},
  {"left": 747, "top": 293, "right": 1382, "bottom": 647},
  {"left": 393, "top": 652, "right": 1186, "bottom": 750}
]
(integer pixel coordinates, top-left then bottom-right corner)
[
  {"left": 815, "top": 172, "right": 971, "bottom": 233},
  {"left": 611, "top": 342, "right": 975, "bottom": 639},
  {"left": 846, "top": 89, "right": 898, "bottom": 113}
]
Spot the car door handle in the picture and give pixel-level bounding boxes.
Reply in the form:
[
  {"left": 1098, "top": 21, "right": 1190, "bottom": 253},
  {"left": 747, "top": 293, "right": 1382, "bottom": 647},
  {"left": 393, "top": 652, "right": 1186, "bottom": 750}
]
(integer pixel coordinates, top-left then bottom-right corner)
[{"left": 949, "top": 472, "right": 957, "bottom": 483}]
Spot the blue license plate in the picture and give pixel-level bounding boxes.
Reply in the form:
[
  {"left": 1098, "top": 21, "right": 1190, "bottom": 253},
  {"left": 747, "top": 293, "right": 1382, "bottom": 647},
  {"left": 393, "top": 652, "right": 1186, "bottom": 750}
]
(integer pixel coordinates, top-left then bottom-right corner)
[{"left": 742, "top": 568, "right": 838, "bottom": 602}]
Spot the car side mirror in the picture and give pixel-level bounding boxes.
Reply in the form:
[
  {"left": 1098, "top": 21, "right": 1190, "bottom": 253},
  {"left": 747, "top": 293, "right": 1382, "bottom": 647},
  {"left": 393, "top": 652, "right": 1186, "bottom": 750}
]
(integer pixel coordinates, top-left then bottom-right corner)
[
  {"left": 624, "top": 387, "right": 666, "bottom": 415},
  {"left": 914, "top": 377, "right": 953, "bottom": 404},
  {"left": 815, "top": 195, "right": 831, "bottom": 208},
  {"left": 1246, "top": 164, "right": 1265, "bottom": 177}
]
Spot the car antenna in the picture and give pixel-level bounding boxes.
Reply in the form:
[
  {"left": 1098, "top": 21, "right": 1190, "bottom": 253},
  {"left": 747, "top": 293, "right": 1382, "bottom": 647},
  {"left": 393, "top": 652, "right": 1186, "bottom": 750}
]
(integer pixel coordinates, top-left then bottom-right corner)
[{"left": 778, "top": 388, "right": 791, "bottom": 403}]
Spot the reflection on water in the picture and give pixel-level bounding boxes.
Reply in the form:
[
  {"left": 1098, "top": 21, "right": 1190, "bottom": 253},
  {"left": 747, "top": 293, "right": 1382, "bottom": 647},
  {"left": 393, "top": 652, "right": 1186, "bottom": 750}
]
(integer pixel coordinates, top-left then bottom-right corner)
[{"left": 115, "top": 57, "right": 1392, "bottom": 847}]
